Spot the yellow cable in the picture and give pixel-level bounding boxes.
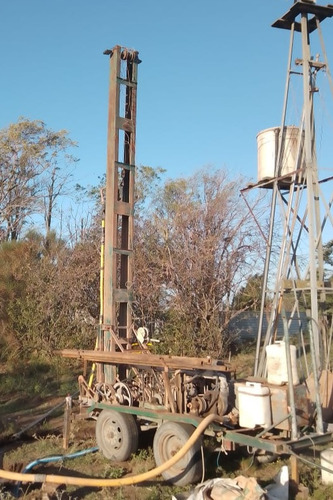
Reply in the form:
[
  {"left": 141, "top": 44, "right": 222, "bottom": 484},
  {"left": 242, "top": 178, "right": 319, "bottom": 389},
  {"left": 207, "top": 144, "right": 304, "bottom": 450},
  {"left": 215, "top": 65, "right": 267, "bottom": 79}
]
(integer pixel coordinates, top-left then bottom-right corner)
[
  {"left": 99, "top": 217, "right": 105, "bottom": 319},
  {"left": 0, "top": 413, "right": 219, "bottom": 488},
  {"left": 88, "top": 216, "right": 105, "bottom": 388}
]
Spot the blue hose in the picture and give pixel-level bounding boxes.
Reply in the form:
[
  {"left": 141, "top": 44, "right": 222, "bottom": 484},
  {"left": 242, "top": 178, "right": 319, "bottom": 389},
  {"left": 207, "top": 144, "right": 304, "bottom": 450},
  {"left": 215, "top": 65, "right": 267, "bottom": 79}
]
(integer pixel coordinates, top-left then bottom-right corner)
[{"left": 15, "top": 446, "right": 99, "bottom": 497}]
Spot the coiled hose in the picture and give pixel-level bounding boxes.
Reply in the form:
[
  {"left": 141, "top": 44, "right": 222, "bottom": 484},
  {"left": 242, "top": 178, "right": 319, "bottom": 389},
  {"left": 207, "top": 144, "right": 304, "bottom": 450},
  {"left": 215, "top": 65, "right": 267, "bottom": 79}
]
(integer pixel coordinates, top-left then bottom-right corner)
[{"left": 0, "top": 413, "right": 219, "bottom": 488}]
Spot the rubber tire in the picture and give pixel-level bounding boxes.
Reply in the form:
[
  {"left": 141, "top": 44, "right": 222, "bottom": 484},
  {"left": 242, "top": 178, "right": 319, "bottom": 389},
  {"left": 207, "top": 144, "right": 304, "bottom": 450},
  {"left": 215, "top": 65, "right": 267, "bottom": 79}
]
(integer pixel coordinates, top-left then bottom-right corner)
[
  {"left": 153, "top": 421, "right": 203, "bottom": 486},
  {"left": 96, "top": 410, "right": 139, "bottom": 461}
]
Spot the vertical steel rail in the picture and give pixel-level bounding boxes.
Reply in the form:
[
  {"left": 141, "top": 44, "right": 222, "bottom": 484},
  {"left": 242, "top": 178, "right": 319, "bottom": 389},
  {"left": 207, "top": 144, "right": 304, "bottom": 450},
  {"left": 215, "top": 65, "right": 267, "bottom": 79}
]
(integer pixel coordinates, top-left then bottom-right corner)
[
  {"left": 281, "top": 307, "right": 298, "bottom": 440},
  {"left": 301, "top": 14, "right": 322, "bottom": 371},
  {"left": 308, "top": 316, "right": 324, "bottom": 434}
]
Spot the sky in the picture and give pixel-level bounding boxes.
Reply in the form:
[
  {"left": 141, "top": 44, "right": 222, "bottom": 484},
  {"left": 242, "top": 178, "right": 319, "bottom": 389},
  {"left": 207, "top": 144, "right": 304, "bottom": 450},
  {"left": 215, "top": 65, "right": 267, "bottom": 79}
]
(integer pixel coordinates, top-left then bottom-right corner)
[{"left": 1, "top": 0, "right": 333, "bottom": 191}]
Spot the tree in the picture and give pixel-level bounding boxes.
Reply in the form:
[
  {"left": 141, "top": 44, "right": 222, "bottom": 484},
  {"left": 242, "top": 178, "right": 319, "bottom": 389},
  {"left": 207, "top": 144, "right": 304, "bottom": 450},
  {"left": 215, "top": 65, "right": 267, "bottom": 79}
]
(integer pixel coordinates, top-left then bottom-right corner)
[
  {"left": 323, "top": 240, "right": 333, "bottom": 270},
  {"left": 0, "top": 230, "right": 99, "bottom": 361},
  {"left": 135, "top": 165, "right": 166, "bottom": 211},
  {"left": 232, "top": 274, "right": 263, "bottom": 311},
  {"left": 0, "top": 117, "right": 77, "bottom": 241},
  {"left": 133, "top": 168, "right": 264, "bottom": 357},
  {"left": 43, "top": 165, "right": 76, "bottom": 235},
  {"left": 0, "top": 160, "right": 265, "bottom": 362}
]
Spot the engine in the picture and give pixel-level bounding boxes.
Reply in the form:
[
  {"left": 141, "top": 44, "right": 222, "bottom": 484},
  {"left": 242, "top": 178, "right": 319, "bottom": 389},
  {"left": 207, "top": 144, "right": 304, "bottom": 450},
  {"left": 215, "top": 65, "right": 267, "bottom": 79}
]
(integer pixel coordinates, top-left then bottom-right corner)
[
  {"left": 79, "top": 367, "right": 231, "bottom": 418},
  {"left": 184, "top": 373, "right": 229, "bottom": 417}
]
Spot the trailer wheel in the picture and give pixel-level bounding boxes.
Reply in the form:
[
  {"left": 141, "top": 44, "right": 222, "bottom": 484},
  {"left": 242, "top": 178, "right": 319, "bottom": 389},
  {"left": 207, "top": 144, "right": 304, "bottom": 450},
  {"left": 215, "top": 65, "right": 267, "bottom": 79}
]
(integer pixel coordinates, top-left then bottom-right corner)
[
  {"left": 153, "top": 421, "right": 202, "bottom": 486},
  {"left": 96, "top": 410, "right": 138, "bottom": 461}
]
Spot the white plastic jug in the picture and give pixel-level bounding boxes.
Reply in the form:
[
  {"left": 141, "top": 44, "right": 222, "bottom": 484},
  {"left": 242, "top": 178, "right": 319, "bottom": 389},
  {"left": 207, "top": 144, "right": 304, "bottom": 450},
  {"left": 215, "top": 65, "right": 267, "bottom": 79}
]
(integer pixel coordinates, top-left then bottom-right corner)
[
  {"left": 266, "top": 341, "right": 299, "bottom": 385},
  {"left": 321, "top": 448, "right": 333, "bottom": 485},
  {"left": 238, "top": 382, "right": 271, "bottom": 429}
]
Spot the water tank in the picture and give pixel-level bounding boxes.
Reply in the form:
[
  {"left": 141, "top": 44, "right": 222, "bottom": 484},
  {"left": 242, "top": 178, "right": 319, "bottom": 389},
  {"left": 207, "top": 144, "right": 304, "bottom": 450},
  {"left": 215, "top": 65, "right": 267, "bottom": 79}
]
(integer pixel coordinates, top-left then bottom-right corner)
[
  {"left": 257, "top": 126, "right": 304, "bottom": 186},
  {"left": 266, "top": 341, "right": 299, "bottom": 386},
  {"left": 238, "top": 382, "right": 271, "bottom": 429},
  {"left": 321, "top": 448, "right": 333, "bottom": 485}
]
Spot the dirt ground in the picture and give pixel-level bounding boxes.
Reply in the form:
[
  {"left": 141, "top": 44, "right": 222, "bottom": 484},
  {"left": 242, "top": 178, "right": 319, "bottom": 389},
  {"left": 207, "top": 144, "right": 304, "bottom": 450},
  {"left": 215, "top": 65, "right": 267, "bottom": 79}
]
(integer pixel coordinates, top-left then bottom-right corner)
[
  {"left": 1, "top": 383, "right": 333, "bottom": 499},
  {"left": 0, "top": 397, "right": 191, "bottom": 499}
]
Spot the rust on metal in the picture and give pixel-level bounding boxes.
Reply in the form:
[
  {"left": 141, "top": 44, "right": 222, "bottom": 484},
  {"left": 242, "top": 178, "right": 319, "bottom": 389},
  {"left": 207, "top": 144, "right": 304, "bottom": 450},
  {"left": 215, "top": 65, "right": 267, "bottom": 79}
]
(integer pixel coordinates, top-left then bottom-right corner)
[
  {"left": 100, "top": 45, "right": 140, "bottom": 383},
  {"left": 272, "top": 1, "right": 333, "bottom": 33},
  {"left": 269, "top": 384, "right": 311, "bottom": 431},
  {"left": 59, "top": 348, "right": 233, "bottom": 373}
]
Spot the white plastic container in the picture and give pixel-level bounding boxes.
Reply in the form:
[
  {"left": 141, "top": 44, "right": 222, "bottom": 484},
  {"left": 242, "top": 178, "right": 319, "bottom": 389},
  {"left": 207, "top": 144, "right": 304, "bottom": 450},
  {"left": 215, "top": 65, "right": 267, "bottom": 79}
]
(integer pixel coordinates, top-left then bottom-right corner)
[
  {"left": 257, "top": 126, "right": 304, "bottom": 184},
  {"left": 266, "top": 341, "right": 299, "bottom": 386},
  {"left": 238, "top": 382, "right": 271, "bottom": 429},
  {"left": 321, "top": 448, "right": 333, "bottom": 485}
]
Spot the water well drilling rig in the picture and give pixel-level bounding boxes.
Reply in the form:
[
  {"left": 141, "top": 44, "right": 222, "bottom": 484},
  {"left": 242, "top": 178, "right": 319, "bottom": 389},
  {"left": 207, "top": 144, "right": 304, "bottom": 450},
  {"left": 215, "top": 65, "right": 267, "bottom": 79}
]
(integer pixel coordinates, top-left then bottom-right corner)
[{"left": 61, "top": 2, "right": 333, "bottom": 485}]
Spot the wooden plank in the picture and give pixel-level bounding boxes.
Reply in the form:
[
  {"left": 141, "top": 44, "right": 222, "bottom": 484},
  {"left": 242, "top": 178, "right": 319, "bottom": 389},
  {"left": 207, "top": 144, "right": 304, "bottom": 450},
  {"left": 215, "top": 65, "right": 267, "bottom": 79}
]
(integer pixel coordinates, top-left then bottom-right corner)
[{"left": 59, "top": 349, "right": 232, "bottom": 373}]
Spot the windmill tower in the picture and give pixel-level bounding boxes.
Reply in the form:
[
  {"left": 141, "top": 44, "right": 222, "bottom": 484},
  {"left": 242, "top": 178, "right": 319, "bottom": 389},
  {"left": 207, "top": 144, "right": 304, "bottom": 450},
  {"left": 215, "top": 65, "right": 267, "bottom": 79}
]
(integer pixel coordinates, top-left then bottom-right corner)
[{"left": 252, "top": 1, "right": 333, "bottom": 436}]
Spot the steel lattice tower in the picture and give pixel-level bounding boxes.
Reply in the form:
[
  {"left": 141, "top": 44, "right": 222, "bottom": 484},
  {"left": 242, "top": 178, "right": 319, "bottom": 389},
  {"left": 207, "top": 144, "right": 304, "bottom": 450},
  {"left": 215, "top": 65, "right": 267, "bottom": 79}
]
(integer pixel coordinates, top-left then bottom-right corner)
[{"left": 250, "top": 1, "right": 333, "bottom": 436}]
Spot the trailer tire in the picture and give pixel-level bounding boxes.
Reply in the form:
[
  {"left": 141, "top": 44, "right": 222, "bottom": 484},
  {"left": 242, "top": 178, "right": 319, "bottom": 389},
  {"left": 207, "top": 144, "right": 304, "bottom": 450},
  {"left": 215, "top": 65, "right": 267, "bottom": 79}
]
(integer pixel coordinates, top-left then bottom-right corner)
[
  {"left": 153, "top": 421, "right": 202, "bottom": 486},
  {"left": 96, "top": 410, "right": 139, "bottom": 461}
]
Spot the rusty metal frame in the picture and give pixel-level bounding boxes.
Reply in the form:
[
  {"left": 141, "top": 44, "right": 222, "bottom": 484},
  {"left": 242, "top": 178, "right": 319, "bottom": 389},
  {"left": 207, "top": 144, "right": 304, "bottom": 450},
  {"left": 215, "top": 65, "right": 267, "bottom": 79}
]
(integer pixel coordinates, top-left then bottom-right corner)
[
  {"left": 60, "top": 348, "right": 233, "bottom": 373},
  {"left": 101, "top": 46, "right": 140, "bottom": 383}
]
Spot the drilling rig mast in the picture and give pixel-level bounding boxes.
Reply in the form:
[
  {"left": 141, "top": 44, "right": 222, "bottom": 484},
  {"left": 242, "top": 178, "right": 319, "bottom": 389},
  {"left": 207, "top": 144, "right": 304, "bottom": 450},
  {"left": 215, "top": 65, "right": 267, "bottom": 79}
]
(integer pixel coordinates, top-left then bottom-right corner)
[{"left": 99, "top": 46, "right": 140, "bottom": 383}]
